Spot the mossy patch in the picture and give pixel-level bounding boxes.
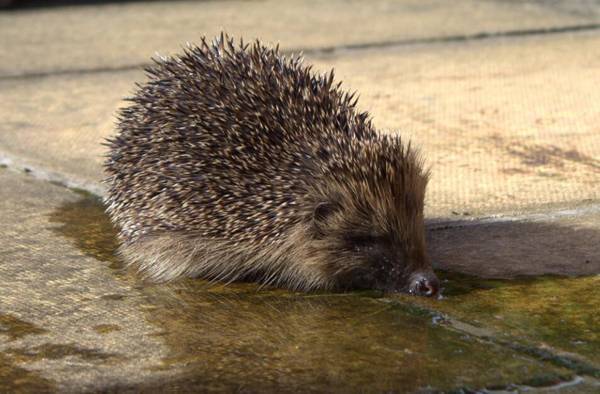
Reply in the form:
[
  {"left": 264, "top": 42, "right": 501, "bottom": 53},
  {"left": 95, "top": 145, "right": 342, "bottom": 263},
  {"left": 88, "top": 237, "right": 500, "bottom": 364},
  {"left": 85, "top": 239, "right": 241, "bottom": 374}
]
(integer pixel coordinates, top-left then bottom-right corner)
[
  {"left": 0, "top": 353, "right": 54, "bottom": 393},
  {"left": 396, "top": 271, "right": 600, "bottom": 371},
  {"left": 6, "top": 343, "right": 121, "bottom": 364},
  {"left": 93, "top": 324, "right": 122, "bottom": 334},
  {"left": 0, "top": 314, "right": 46, "bottom": 341}
]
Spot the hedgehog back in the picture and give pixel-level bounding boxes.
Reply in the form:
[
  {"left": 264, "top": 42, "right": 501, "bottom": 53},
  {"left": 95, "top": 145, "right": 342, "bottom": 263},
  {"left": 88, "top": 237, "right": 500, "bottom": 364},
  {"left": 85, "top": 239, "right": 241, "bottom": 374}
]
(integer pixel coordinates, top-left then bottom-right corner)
[{"left": 104, "top": 36, "right": 376, "bottom": 245}]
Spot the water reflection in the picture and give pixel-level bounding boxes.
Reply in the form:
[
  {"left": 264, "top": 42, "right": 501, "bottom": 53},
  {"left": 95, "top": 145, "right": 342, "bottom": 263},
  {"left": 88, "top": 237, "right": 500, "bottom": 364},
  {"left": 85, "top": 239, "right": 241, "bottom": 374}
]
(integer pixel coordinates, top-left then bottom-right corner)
[{"left": 47, "top": 194, "right": 576, "bottom": 391}]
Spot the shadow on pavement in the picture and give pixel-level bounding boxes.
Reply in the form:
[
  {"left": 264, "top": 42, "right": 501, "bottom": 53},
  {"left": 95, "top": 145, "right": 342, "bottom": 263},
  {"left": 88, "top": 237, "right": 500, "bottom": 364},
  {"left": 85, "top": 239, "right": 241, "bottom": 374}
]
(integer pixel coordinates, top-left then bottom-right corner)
[{"left": 429, "top": 218, "right": 600, "bottom": 278}]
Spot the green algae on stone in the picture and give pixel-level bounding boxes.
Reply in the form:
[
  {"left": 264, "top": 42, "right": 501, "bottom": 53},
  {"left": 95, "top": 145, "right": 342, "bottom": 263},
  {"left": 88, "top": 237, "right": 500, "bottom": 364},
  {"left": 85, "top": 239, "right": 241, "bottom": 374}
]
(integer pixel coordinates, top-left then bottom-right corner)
[
  {"left": 133, "top": 281, "right": 573, "bottom": 392},
  {"left": 398, "top": 272, "right": 600, "bottom": 369},
  {"left": 0, "top": 313, "right": 46, "bottom": 341}
]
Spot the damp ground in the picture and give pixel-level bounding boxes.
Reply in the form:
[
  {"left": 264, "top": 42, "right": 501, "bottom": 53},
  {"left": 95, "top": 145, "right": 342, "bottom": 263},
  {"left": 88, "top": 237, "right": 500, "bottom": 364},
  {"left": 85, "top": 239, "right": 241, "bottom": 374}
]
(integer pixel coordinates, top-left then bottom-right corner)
[{"left": 1, "top": 169, "right": 598, "bottom": 392}]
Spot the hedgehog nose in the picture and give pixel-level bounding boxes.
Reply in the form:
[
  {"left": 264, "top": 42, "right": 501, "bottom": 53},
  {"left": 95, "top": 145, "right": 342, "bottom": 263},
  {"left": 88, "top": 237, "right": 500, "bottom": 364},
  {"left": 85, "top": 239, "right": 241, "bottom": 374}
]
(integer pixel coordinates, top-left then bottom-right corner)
[{"left": 409, "top": 273, "right": 440, "bottom": 297}]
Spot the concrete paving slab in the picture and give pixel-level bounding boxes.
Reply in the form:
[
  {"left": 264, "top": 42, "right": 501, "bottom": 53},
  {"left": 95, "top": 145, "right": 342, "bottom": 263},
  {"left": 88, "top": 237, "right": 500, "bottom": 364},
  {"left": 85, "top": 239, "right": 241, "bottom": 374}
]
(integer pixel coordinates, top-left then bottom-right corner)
[
  {"left": 0, "top": 68, "right": 133, "bottom": 195},
  {"left": 2, "top": 168, "right": 593, "bottom": 392},
  {"left": 329, "top": 32, "right": 600, "bottom": 217},
  {"left": 1, "top": 32, "right": 599, "bottom": 218},
  {"left": 1, "top": 0, "right": 599, "bottom": 77},
  {"left": 0, "top": 169, "right": 176, "bottom": 391}
]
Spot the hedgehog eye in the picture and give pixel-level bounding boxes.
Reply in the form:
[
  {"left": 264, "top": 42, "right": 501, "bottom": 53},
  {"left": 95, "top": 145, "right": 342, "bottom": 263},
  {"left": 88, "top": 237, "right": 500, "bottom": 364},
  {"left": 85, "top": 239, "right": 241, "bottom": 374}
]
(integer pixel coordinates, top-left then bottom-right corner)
[
  {"left": 311, "top": 201, "right": 339, "bottom": 238},
  {"left": 350, "top": 235, "right": 376, "bottom": 245},
  {"left": 347, "top": 235, "right": 380, "bottom": 249},
  {"left": 313, "top": 202, "right": 336, "bottom": 223}
]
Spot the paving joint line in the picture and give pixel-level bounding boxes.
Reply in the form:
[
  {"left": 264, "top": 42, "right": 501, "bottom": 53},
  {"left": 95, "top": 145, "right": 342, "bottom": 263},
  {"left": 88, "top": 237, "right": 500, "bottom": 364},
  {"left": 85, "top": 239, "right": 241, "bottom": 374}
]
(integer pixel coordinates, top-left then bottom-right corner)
[
  {"left": 426, "top": 204, "right": 600, "bottom": 231},
  {"left": 1, "top": 23, "right": 599, "bottom": 81},
  {"left": 300, "top": 22, "right": 600, "bottom": 56},
  {"left": 0, "top": 151, "right": 106, "bottom": 197},
  {"left": 1, "top": 150, "right": 598, "bottom": 228}
]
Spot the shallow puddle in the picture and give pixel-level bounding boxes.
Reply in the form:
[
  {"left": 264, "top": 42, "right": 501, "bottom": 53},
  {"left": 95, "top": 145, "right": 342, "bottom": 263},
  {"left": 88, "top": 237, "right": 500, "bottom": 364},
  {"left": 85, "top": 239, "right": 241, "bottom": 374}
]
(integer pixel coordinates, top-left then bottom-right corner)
[
  {"left": 44, "top": 194, "right": 599, "bottom": 391},
  {"left": 48, "top": 191, "right": 121, "bottom": 269},
  {"left": 131, "top": 280, "right": 575, "bottom": 392}
]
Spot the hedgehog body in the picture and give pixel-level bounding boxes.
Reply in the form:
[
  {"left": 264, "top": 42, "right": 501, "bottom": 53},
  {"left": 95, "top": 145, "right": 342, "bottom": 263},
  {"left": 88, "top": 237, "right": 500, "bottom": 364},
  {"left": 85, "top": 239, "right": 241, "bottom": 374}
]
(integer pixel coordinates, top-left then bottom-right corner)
[{"left": 105, "top": 34, "right": 439, "bottom": 295}]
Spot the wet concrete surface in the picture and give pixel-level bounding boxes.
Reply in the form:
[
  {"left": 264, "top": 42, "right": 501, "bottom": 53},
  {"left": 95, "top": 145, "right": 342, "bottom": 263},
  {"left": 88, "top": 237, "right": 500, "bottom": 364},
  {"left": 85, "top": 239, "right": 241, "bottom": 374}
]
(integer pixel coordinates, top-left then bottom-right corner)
[
  {"left": 399, "top": 273, "right": 600, "bottom": 369},
  {"left": 0, "top": 170, "right": 174, "bottom": 391},
  {"left": 1, "top": 169, "right": 598, "bottom": 391},
  {"left": 0, "top": 353, "right": 55, "bottom": 393}
]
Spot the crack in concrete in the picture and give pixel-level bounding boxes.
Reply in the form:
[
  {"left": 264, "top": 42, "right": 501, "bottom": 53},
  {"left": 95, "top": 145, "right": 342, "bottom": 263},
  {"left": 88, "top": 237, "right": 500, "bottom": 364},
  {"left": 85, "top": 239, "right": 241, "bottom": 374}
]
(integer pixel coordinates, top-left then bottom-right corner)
[{"left": 1, "top": 23, "right": 600, "bottom": 81}]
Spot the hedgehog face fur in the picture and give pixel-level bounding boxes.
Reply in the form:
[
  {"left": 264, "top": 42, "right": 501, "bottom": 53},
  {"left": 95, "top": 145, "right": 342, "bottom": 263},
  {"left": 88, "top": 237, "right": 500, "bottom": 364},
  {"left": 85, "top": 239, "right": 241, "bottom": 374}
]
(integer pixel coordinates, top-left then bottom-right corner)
[
  {"left": 104, "top": 33, "right": 439, "bottom": 296},
  {"left": 300, "top": 142, "right": 436, "bottom": 294}
]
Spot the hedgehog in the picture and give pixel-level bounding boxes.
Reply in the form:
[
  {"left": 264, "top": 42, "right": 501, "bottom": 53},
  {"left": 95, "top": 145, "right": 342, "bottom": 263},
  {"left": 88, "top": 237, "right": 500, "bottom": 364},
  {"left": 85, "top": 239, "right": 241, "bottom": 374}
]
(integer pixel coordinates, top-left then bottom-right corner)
[{"left": 104, "top": 33, "right": 439, "bottom": 296}]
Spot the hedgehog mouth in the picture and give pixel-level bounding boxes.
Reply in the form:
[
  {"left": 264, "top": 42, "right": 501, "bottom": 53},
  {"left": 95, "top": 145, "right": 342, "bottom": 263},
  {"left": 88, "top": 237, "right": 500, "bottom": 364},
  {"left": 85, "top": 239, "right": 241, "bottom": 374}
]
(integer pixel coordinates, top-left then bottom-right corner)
[
  {"left": 330, "top": 257, "right": 439, "bottom": 296},
  {"left": 337, "top": 269, "right": 413, "bottom": 294},
  {"left": 405, "top": 272, "right": 441, "bottom": 297}
]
